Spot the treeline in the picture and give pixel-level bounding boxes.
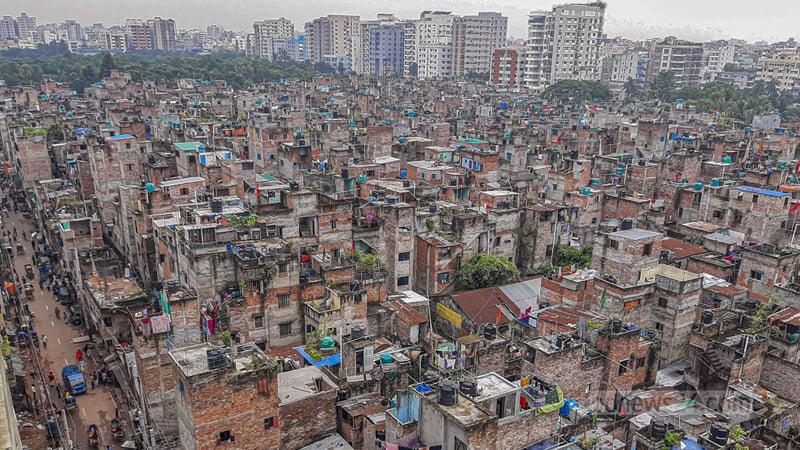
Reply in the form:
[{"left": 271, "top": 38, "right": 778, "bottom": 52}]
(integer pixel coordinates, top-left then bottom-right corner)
[{"left": 0, "top": 42, "right": 316, "bottom": 92}]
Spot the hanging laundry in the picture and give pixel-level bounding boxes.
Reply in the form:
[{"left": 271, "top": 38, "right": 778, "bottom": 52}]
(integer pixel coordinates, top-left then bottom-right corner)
[{"left": 150, "top": 315, "right": 171, "bottom": 334}]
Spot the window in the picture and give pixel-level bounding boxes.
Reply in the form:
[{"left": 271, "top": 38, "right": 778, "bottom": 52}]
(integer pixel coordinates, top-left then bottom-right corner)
[
  {"left": 636, "top": 356, "right": 645, "bottom": 369},
  {"left": 397, "top": 276, "right": 409, "bottom": 286},
  {"left": 279, "top": 322, "right": 292, "bottom": 336},
  {"left": 454, "top": 437, "right": 468, "bottom": 450},
  {"left": 607, "top": 239, "right": 618, "bottom": 250},
  {"left": 752, "top": 195, "right": 758, "bottom": 204},
  {"left": 618, "top": 359, "right": 629, "bottom": 376},
  {"left": 643, "top": 243, "right": 652, "bottom": 256},
  {"left": 180, "top": 188, "right": 189, "bottom": 196},
  {"left": 263, "top": 417, "right": 274, "bottom": 430},
  {"left": 655, "top": 322, "right": 663, "bottom": 331},
  {"left": 438, "top": 272, "right": 450, "bottom": 283},
  {"left": 591, "top": 217, "right": 597, "bottom": 225},
  {"left": 330, "top": 219, "right": 337, "bottom": 230},
  {"left": 103, "top": 317, "right": 113, "bottom": 327},
  {"left": 658, "top": 297, "right": 668, "bottom": 308},
  {"left": 750, "top": 270, "right": 763, "bottom": 281},
  {"left": 712, "top": 210, "right": 722, "bottom": 219},
  {"left": 126, "top": 164, "right": 134, "bottom": 171},
  {"left": 219, "top": 430, "right": 233, "bottom": 443},
  {"left": 278, "top": 294, "right": 290, "bottom": 308},
  {"left": 254, "top": 315, "right": 264, "bottom": 328},
  {"left": 693, "top": 192, "right": 702, "bottom": 203},
  {"left": 398, "top": 252, "right": 410, "bottom": 261}
]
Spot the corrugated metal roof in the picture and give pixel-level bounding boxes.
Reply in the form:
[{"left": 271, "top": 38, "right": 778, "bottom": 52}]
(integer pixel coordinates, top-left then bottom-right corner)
[
  {"left": 769, "top": 307, "right": 800, "bottom": 326},
  {"left": 733, "top": 185, "right": 790, "bottom": 198}
]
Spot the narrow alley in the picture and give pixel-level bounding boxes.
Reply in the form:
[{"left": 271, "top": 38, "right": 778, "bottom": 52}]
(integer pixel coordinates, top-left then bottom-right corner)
[{"left": 5, "top": 205, "right": 127, "bottom": 449}]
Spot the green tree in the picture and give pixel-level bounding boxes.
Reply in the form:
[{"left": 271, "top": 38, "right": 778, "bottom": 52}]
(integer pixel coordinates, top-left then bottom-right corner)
[
  {"left": 650, "top": 71, "right": 676, "bottom": 102},
  {"left": 623, "top": 78, "right": 641, "bottom": 99},
  {"left": 457, "top": 253, "right": 520, "bottom": 290},
  {"left": 99, "top": 52, "right": 115, "bottom": 77},
  {"left": 543, "top": 80, "right": 612, "bottom": 104}
]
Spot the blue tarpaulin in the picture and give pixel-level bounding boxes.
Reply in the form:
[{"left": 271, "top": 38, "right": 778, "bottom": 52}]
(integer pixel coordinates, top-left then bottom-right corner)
[{"left": 295, "top": 347, "right": 341, "bottom": 368}]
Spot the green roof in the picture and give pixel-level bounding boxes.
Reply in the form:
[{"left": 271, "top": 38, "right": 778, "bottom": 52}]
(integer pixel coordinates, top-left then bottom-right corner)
[
  {"left": 459, "top": 137, "right": 486, "bottom": 145},
  {"left": 174, "top": 142, "right": 204, "bottom": 153},
  {"left": 258, "top": 173, "right": 277, "bottom": 182}
]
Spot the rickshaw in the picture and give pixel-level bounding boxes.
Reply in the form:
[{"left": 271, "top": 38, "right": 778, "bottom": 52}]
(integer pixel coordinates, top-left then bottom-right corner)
[
  {"left": 16, "top": 242, "right": 23, "bottom": 255},
  {"left": 87, "top": 423, "right": 99, "bottom": 447},
  {"left": 24, "top": 283, "right": 34, "bottom": 300},
  {"left": 64, "top": 393, "right": 76, "bottom": 411}
]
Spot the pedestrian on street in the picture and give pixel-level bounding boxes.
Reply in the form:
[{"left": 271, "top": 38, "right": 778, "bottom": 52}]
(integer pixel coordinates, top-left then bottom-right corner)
[
  {"left": 90, "top": 372, "right": 95, "bottom": 389},
  {"left": 48, "top": 371, "right": 55, "bottom": 386},
  {"left": 79, "top": 359, "right": 86, "bottom": 372},
  {"left": 42, "top": 335, "right": 47, "bottom": 349},
  {"left": 75, "top": 348, "right": 83, "bottom": 362},
  {"left": 55, "top": 382, "right": 61, "bottom": 398}
]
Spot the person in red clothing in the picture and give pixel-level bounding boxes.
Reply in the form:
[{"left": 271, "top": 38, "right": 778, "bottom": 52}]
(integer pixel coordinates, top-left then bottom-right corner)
[{"left": 75, "top": 348, "right": 83, "bottom": 362}]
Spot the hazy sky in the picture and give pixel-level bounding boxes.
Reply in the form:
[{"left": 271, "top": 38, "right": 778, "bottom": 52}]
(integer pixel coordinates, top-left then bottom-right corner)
[{"left": 5, "top": 0, "right": 799, "bottom": 42}]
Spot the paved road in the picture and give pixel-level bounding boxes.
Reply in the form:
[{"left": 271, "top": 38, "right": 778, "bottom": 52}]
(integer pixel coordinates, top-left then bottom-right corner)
[{"left": 6, "top": 208, "right": 124, "bottom": 449}]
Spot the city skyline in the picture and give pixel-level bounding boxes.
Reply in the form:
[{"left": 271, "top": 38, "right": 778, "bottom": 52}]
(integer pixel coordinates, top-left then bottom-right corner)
[{"left": 2, "top": 0, "right": 799, "bottom": 43}]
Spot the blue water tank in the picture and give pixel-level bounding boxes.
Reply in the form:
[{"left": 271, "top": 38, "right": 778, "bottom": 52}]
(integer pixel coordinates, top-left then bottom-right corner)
[
  {"left": 722, "top": 156, "right": 733, "bottom": 164},
  {"left": 145, "top": 183, "right": 157, "bottom": 193},
  {"left": 615, "top": 167, "right": 624, "bottom": 176},
  {"left": 358, "top": 175, "right": 367, "bottom": 183},
  {"left": 408, "top": 111, "right": 416, "bottom": 118},
  {"left": 499, "top": 102, "right": 509, "bottom": 109},
  {"left": 582, "top": 187, "right": 591, "bottom": 196},
  {"left": 788, "top": 175, "right": 798, "bottom": 183},
  {"left": 400, "top": 169, "right": 407, "bottom": 179},
  {"left": 560, "top": 399, "right": 579, "bottom": 418},
  {"left": 694, "top": 182, "right": 703, "bottom": 191},
  {"left": 711, "top": 178, "right": 721, "bottom": 187},
  {"left": 590, "top": 178, "right": 601, "bottom": 186}
]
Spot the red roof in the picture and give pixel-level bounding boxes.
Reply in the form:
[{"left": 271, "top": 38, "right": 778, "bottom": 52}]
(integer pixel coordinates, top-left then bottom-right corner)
[
  {"left": 662, "top": 238, "right": 706, "bottom": 259},
  {"left": 538, "top": 305, "right": 598, "bottom": 327},
  {"left": 451, "top": 287, "right": 517, "bottom": 325},
  {"left": 769, "top": 307, "right": 800, "bottom": 326}
]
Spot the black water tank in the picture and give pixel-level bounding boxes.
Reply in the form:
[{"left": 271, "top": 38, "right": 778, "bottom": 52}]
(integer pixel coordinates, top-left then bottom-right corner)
[
  {"left": 402, "top": 180, "right": 411, "bottom": 188},
  {"left": 650, "top": 419, "right": 667, "bottom": 439},
  {"left": 702, "top": 310, "right": 714, "bottom": 325},
  {"left": 611, "top": 319, "right": 623, "bottom": 334},
  {"left": 483, "top": 324, "right": 497, "bottom": 341},
  {"left": 289, "top": 181, "right": 300, "bottom": 191},
  {"left": 351, "top": 327, "right": 364, "bottom": 339},
  {"left": 341, "top": 169, "right": 350, "bottom": 179},
  {"left": 709, "top": 423, "right": 729, "bottom": 445},
  {"left": 439, "top": 385, "right": 457, "bottom": 406},
  {"left": 429, "top": 204, "right": 438, "bottom": 213},
  {"left": 621, "top": 219, "right": 633, "bottom": 230},
  {"left": 423, "top": 371, "right": 439, "bottom": 384},
  {"left": 207, "top": 348, "right": 226, "bottom": 370},
  {"left": 210, "top": 200, "right": 223, "bottom": 213},
  {"left": 459, "top": 381, "right": 477, "bottom": 397}
]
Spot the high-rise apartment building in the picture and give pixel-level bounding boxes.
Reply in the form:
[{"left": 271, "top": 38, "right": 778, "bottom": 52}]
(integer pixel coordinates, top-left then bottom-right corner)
[
  {"left": 452, "top": 12, "right": 508, "bottom": 77},
  {"left": 126, "top": 19, "right": 152, "bottom": 51},
  {"left": 16, "top": 13, "right": 36, "bottom": 40},
  {"left": 149, "top": 17, "right": 176, "bottom": 52},
  {"left": 105, "top": 31, "right": 129, "bottom": 51},
  {"left": 0, "top": 16, "right": 19, "bottom": 41},
  {"left": 525, "top": 2, "right": 605, "bottom": 92},
  {"left": 646, "top": 37, "right": 704, "bottom": 87},
  {"left": 253, "top": 18, "right": 295, "bottom": 60},
  {"left": 62, "top": 19, "right": 83, "bottom": 42},
  {"left": 363, "top": 17, "right": 405, "bottom": 77},
  {"left": 304, "top": 15, "right": 361, "bottom": 72},
  {"left": 492, "top": 46, "right": 525, "bottom": 90},
  {"left": 756, "top": 50, "right": 800, "bottom": 92},
  {"left": 601, "top": 50, "right": 649, "bottom": 91},
  {"left": 404, "top": 11, "right": 456, "bottom": 79}
]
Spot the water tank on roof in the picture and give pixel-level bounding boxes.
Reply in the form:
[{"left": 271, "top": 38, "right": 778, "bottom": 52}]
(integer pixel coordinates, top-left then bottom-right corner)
[
  {"left": 694, "top": 182, "right": 704, "bottom": 191},
  {"left": 702, "top": 310, "right": 713, "bottom": 325},
  {"left": 483, "top": 324, "right": 497, "bottom": 341},
  {"left": 320, "top": 337, "right": 336, "bottom": 349},
  {"left": 439, "top": 384, "right": 457, "bottom": 406},
  {"left": 351, "top": 327, "right": 364, "bottom": 339},
  {"left": 711, "top": 178, "right": 721, "bottom": 187},
  {"left": 709, "top": 423, "right": 729, "bottom": 445},
  {"left": 582, "top": 187, "right": 591, "bottom": 196},
  {"left": 611, "top": 319, "right": 623, "bottom": 334},
  {"left": 459, "top": 380, "right": 477, "bottom": 397},
  {"left": 738, "top": 171, "right": 746, "bottom": 178},
  {"left": 145, "top": 183, "right": 157, "bottom": 193},
  {"left": 722, "top": 156, "right": 733, "bottom": 164},
  {"left": 380, "top": 354, "right": 394, "bottom": 364},
  {"left": 621, "top": 219, "right": 633, "bottom": 230},
  {"left": 779, "top": 160, "right": 788, "bottom": 170},
  {"left": 400, "top": 169, "right": 407, "bottom": 179},
  {"left": 650, "top": 419, "right": 667, "bottom": 439},
  {"left": 560, "top": 399, "right": 579, "bottom": 419},
  {"left": 207, "top": 348, "right": 227, "bottom": 370},
  {"left": 210, "top": 200, "right": 223, "bottom": 213},
  {"left": 590, "top": 178, "right": 601, "bottom": 186},
  {"left": 789, "top": 175, "right": 798, "bottom": 183},
  {"left": 615, "top": 167, "right": 624, "bottom": 176},
  {"left": 555, "top": 334, "right": 571, "bottom": 350}
]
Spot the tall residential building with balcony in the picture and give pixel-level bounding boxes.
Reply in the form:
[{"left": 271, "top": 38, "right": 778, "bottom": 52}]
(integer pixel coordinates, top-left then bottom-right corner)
[
  {"left": 451, "top": 12, "right": 508, "bottom": 77},
  {"left": 16, "top": 13, "right": 36, "bottom": 40},
  {"left": 253, "top": 18, "right": 295, "bottom": 60},
  {"left": 126, "top": 19, "right": 152, "bottom": 51},
  {"left": 0, "top": 16, "right": 18, "bottom": 41},
  {"left": 305, "top": 15, "right": 362, "bottom": 72},
  {"left": 757, "top": 50, "right": 800, "bottom": 92},
  {"left": 646, "top": 37, "right": 705, "bottom": 87},
  {"left": 601, "top": 50, "right": 649, "bottom": 92},
  {"left": 148, "top": 17, "right": 176, "bottom": 52},
  {"left": 404, "top": 11, "right": 456, "bottom": 79},
  {"left": 524, "top": 2, "right": 605, "bottom": 92},
  {"left": 364, "top": 18, "right": 406, "bottom": 76}
]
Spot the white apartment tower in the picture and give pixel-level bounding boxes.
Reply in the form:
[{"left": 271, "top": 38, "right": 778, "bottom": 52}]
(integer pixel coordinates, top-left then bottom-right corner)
[
  {"left": 404, "top": 11, "right": 456, "bottom": 79},
  {"left": 304, "top": 15, "right": 361, "bottom": 72},
  {"left": 148, "top": 17, "right": 176, "bottom": 52},
  {"left": 16, "top": 13, "right": 36, "bottom": 40},
  {"left": 253, "top": 18, "right": 295, "bottom": 60},
  {"left": 452, "top": 12, "right": 508, "bottom": 77},
  {"left": 525, "top": 2, "right": 605, "bottom": 92}
]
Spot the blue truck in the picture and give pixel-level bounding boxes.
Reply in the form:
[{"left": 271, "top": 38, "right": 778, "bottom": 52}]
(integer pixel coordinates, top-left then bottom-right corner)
[{"left": 61, "top": 365, "right": 87, "bottom": 395}]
